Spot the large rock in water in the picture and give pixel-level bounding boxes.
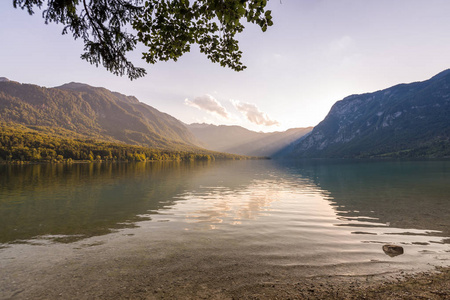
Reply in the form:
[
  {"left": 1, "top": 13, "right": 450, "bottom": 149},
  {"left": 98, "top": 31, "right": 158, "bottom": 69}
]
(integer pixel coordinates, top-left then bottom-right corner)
[{"left": 382, "top": 244, "right": 404, "bottom": 257}]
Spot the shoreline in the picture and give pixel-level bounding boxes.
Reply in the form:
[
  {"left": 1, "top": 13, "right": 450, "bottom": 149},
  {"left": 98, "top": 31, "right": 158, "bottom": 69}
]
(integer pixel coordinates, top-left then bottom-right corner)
[
  {"left": 215, "top": 267, "right": 450, "bottom": 299},
  {"left": 2, "top": 230, "right": 449, "bottom": 299},
  {"left": 346, "top": 267, "right": 450, "bottom": 299},
  {"left": 2, "top": 230, "right": 448, "bottom": 300},
  {"left": 3, "top": 265, "right": 449, "bottom": 299}
]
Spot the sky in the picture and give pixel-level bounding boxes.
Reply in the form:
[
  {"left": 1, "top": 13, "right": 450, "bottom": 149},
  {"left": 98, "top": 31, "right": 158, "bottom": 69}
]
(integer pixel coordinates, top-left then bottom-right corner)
[{"left": 1, "top": 0, "right": 450, "bottom": 132}]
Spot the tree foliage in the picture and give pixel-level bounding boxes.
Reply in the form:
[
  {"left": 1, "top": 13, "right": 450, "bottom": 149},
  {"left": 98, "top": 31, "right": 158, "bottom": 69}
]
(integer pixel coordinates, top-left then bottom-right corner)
[
  {"left": 0, "top": 80, "right": 202, "bottom": 150},
  {"left": 0, "top": 124, "right": 254, "bottom": 163},
  {"left": 13, "top": 0, "right": 273, "bottom": 80}
]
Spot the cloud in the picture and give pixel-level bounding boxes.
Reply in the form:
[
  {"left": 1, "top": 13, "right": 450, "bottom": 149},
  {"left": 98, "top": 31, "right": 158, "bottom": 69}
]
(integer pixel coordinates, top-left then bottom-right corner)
[
  {"left": 185, "top": 94, "right": 230, "bottom": 119},
  {"left": 326, "top": 36, "right": 359, "bottom": 62},
  {"left": 232, "top": 101, "right": 279, "bottom": 126},
  {"left": 328, "top": 35, "right": 355, "bottom": 54}
]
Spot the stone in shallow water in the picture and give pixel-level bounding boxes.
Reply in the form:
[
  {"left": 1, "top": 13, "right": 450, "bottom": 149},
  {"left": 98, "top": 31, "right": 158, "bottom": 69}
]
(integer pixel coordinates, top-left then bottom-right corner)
[{"left": 382, "top": 244, "right": 404, "bottom": 257}]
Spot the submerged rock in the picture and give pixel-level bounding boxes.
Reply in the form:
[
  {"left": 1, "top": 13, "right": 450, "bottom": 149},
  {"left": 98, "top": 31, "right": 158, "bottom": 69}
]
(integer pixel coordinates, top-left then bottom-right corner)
[{"left": 382, "top": 244, "right": 404, "bottom": 257}]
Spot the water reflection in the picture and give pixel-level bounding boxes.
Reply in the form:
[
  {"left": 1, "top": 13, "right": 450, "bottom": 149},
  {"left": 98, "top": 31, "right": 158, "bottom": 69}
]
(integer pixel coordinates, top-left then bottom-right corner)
[
  {"left": 143, "top": 161, "right": 331, "bottom": 232},
  {"left": 181, "top": 181, "right": 284, "bottom": 226},
  {"left": 276, "top": 159, "right": 450, "bottom": 237},
  {"left": 1, "top": 159, "right": 449, "bottom": 255},
  {"left": 1, "top": 159, "right": 449, "bottom": 278},
  {"left": 0, "top": 162, "right": 216, "bottom": 243}
]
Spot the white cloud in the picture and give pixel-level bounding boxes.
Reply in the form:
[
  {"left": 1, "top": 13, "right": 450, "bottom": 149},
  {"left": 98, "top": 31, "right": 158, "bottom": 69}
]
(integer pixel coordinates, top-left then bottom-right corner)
[
  {"left": 328, "top": 35, "right": 355, "bottom": 54},
  {"left": 232, "top": 100, "right": 279, "bottom": 126},
  {"left": 185, "top": 94, "right": 230, "bottom": 119},
  {"left": 273, "top": 53, "right": 283, "bottom": 60}
]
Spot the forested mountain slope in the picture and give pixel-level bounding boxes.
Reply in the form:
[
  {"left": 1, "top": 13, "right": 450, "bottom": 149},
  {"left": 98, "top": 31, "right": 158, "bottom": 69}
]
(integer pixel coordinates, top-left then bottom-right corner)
[{"left": 0, "top": 80, "right": 200, "bottom": 150}]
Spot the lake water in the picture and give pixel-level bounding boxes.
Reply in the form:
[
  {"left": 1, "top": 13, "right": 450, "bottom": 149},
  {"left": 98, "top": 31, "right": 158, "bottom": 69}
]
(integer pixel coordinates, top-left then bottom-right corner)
[{"left": 1, "top": 160, "right": 449, "bottom": 298}]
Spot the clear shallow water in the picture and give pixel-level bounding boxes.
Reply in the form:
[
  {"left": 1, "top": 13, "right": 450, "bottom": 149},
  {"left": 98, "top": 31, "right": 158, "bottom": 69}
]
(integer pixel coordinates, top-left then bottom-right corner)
[{"left": 0, "top": 160, "right": 449, "bottom": 281}]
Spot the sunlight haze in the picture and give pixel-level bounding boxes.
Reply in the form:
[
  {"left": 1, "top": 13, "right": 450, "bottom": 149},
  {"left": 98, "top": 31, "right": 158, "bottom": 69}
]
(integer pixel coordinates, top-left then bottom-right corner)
[{"left": 1, "top": 0, "right": 450, "bottom": 132}]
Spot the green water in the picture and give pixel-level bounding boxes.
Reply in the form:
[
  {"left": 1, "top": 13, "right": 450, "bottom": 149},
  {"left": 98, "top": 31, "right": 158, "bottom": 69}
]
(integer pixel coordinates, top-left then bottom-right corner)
[
  {"left": 0, "top": 160, "right": 449, "bottom": 274},
  {"left": 281, "top": 159, "right": 450, "bottom": 237},
  {"left": 0, "top": 162, "right": 208, "bottom": 243}
]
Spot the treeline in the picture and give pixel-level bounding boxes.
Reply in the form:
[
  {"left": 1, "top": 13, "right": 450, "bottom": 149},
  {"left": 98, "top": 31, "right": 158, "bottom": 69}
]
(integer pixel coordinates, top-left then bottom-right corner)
[
  {"left": 367, "top": 138, "right": 450, "bottom": 158},
  {"left": 0, "top": 126, "right": 251, "bottom": 163},
  {"left": 0, "top": 81, "right": 204, "bottom": 150}
]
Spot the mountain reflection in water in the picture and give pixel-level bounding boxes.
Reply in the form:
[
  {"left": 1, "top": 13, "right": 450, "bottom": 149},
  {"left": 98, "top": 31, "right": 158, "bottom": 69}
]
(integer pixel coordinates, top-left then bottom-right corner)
[
  {"left": 278, "top": 159, "right": 450, "bottom": 237},
  {"left": 0, "top": 160, "right": 449, "bottom": 275},
  {"left": 0, "top": 162, "right": 207, "bottom": 243}
]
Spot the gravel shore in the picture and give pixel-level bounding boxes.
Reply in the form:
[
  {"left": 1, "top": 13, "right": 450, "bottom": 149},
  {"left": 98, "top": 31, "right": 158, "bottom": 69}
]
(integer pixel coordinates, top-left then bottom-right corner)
[
  {"left": 108, "top": 267, "right": 450, "bottom": 299},
  {"left": 4, "top": 264, "right": 449, "bottom": 299}
]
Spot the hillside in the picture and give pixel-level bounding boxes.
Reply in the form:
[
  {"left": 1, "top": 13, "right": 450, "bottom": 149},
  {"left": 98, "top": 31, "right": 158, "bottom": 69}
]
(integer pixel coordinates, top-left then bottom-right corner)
[
  {"left": 0, "top": 80, "right": 200, "bottom": 150},
  {"left": 187, "top": 123, "right": 313, "bottom": 156},
  {"left": 282, "top": 69, "right": 450, "bottom": 158},
  {"left": 0, "top": 123, "right": 250, "bottom": 163}
]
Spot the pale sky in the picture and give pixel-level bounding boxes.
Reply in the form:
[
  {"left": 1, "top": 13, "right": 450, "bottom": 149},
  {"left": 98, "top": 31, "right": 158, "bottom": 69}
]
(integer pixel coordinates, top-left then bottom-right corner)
[{"left": 1, "top": 0, "right": 450, "bottom": 132}]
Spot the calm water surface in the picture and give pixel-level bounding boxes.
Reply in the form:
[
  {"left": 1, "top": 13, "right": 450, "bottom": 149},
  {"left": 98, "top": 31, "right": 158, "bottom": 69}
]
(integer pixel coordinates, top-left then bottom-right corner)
[{"left": 1, "top": 160, "right": 449, "bottom": 285}]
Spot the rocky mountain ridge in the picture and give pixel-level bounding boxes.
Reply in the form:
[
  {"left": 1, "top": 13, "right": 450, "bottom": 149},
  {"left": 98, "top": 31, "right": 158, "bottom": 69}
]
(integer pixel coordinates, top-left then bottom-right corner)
[{"left": 284, "top": 69, "right": 450, "bottom": 158}]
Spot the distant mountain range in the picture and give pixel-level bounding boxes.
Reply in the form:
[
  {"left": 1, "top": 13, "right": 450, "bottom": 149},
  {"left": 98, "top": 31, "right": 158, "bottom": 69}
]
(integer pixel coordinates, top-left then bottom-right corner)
[
  {"left": 2, "top": 69, "right": 449, "bottom": 159},
  {"left": 0, "top": 80, "right": 200, "bottom": 150},
  {"left": 187, "top": 123, "right": 313, "bottom": 156},
  {"left": 0, "top": 79, "right": 313, "bottom": 157},
  {"left": 280, "top": 69, "right": 450, "bottom": 158}
]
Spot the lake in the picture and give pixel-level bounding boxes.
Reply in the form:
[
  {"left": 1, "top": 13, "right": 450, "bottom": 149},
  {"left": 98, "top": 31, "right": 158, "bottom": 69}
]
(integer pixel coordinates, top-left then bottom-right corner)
[{"left": 1, "top": 160, "right": 449, "bottom": 298}]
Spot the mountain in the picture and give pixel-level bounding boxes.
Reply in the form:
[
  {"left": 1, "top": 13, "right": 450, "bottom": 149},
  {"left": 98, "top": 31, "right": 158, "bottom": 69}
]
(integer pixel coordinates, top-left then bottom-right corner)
[
  {"left": 0, "top": 80, "right": 201, "bottom": 150},
  {"left": 282, "top": 69, "right": 450, "bottom": 158},
  {"left": 187, "top": 123, "right": 313, "bottom": 156}
]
